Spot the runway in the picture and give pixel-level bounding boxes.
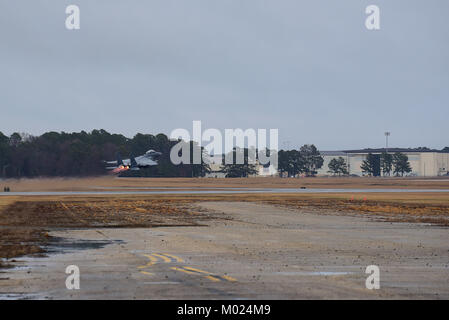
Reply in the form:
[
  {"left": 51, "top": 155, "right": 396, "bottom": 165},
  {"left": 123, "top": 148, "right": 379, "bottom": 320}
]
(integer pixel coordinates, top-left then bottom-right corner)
[
  {"left": 2, "top": 188, "right": 449, "bottom": 196},
  {"left": 1, "top": 202, "right": 448, "bottom": 299}
]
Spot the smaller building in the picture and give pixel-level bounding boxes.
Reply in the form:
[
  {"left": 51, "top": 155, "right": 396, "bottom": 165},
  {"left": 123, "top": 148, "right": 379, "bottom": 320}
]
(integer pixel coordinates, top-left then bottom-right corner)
[
  {"left": 257, "top": 162, "right": 278, "bottom": 177},
  {"left": 206, "top": 162, "right": 226, "bottom": 178},
  {"left": 204, "top": 159, "right": 277, "bottom": 178}
]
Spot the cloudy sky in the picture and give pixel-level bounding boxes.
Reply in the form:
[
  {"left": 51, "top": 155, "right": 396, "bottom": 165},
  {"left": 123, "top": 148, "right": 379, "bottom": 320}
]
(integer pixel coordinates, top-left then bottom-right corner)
[{"left": 0, "top": 0, "right": 448, "bottom": 150}]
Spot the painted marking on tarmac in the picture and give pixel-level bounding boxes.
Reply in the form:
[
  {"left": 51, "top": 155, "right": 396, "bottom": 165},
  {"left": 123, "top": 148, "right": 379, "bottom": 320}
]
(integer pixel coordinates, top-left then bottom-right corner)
[
  {"left": 170, "top": 266, "right": 198, "bottom": 275},
  {"left": 183, "top": 266, "right": 237, "bottom": 282},
  {"left": 171, "top": 266, "right": 237, "bottom": 282},
  {"left": 137, "top": 253, "right": 236, "bottom": 282},
  {"left": 137, "top": 254, "right": 158, "bottom": 269},
  {"left": 143, "top": 254, "right": 158, "bottom": 262},
  {"left": 205, "top": 275, "right": 221, "bottom": 282},
  {"left": 221, "top": 275, "right": 238, "bottom": 282},
  {"left": 182, "top": 266, "right": 210, "bottom": 274},
  {"left": 161, "top": 253, "right": 185, "bottom": 263},
  {"left": 137, "top": 253, "right": 183, "bottom": 272},
  {"left": 152, "top": 253, "right": 172, "bottom": 263},
  {"left": 137, "top": 261, "right": 155, "bottom": 269},
  {"left": 139, "top": 271, "right": 154, "bottom": 276}
]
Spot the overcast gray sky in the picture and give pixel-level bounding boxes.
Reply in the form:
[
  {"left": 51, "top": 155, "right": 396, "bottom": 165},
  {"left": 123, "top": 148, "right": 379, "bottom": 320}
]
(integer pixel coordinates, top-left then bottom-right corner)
[{"left": 0, "top": 0, "right": 448, "bottom": 150}]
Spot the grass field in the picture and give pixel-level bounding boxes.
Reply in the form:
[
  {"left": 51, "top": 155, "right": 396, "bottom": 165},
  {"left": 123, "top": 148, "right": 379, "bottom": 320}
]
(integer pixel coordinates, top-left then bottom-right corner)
[
  {"left": 1, "top": 176, "right": 449, "bottom": 268},
  {"left": 1, "top": 175, "right": 449, "bottom": 192}
]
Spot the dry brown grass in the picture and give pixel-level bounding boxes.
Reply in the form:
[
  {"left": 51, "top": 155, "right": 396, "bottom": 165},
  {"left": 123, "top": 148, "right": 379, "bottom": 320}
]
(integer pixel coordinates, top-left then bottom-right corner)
[
  {"left": 259, "top": 196, "right": 449, "bottom": 226},
  {"left": 1, "top": 176, "right": 449, "bottom": 192},
  {"left": 0, "top": 228, "right": 49, "bottom": 261},
  {"left": 1, "top": 190, "right": 448, "bottom": 267},
  {"left": 0, "top": 199, "right": 213, "bottom": 229},
  {"left": 0, "top": 197, "right": 220, "bottom": 267}
]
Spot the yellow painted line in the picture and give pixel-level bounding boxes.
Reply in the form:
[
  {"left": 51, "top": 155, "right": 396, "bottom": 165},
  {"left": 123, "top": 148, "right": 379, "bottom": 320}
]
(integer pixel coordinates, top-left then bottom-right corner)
[
  {"left": 205, "top": 275, "right": 221, "bottom": 282},
  {"left": 182, "top": 266, "right": 210, "bottom": 274},
  {"left": 139, "top": 271, "right": 154, "bottom": 275},
  {"left": 143, "top": 254, "right": 158, "bottom": 262},
  {"left": 152, "top": 253, "right": 171, "bottom": 263},
  {"left": 137, "top": 262, "right": 154, "bottom": 269},
  {"left": 171, "top": 267, "right": 221, "bottom": 282},
  {"left": 138, "top": 254, "right": 158, "bottom": 269},
  {"left": 170, "top": 267, "right": 197, "bottom": 275},
  {"left": 161, "top": 253, "right": 184, "bottom": 263},
  {"left": 182, "top": 266, "right": 237, "bottom": 282},
  {"left": 221, "top": 275, "right": 237, "bottom": 282}
]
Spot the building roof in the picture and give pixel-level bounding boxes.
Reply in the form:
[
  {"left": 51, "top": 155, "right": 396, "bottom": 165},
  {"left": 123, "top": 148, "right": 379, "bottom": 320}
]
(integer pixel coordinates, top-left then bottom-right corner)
[
  {"left": 320, "top": 151, "right": 348, "bottom": 156},
  {"left": 342, "top": 148, "right": 446, "bottom": 154}
]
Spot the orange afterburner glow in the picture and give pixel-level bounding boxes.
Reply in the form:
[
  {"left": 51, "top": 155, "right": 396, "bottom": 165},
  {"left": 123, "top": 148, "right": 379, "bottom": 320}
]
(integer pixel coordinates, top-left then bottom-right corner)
[{"left": 111, "top": 165, "right": 130, "bottom": 174}]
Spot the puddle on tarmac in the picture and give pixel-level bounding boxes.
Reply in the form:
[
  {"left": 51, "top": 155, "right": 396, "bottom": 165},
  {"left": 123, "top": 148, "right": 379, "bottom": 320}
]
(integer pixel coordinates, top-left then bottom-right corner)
[
  {"left": 45, "top": 237, "right": 124, "bottom": 255},
  {"left": 0, "top": 293, "right": 39, "bottom": 300}
]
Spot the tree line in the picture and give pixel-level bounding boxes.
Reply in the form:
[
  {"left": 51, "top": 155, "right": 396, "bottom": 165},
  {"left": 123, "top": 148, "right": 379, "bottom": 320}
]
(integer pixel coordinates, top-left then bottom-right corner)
[
  {"left": 216, "top": 144, "right": 325, "bottom": 178},
  {"left": 277, "top": 144, "right": 324, "bottom": 177},
  {"left": 0, "top": 130, "right": 325, "bottom": 179},
  {"left": 0, "top": 130, "right": 209, "bottom": 178},
  {"left": 1, "top": 130, "right": 446, "bottom": 178},
  {"left": 362, "top": 152, "right": 412, "bottom": 177}
]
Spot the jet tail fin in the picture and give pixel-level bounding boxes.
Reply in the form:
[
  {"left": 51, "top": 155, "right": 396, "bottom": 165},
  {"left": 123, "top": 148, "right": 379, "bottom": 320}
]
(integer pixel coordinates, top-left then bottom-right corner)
[
  {"left": 116, "top": 153, "right": 124, "bottom": 166},
  {"left": 131, "top": 156, "right": 138, "bottom": 167}
]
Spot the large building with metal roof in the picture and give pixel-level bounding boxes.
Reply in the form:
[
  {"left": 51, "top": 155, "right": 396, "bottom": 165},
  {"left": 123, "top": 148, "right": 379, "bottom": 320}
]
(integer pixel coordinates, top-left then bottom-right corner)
[{"left": 317, "top": 148, "right": 449, "bottom": 177}]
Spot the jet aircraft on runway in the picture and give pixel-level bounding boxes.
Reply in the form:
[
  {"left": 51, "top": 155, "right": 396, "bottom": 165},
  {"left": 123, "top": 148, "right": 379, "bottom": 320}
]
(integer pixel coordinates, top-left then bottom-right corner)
[{"left": 105, "top": 150, "right": 161, "bottom": 173}]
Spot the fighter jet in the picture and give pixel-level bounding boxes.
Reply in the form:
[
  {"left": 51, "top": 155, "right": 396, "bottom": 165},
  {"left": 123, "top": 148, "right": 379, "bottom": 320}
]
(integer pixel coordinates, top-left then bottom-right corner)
[{"left": 105, "top": 150, "right": 162, "bottom": 173}]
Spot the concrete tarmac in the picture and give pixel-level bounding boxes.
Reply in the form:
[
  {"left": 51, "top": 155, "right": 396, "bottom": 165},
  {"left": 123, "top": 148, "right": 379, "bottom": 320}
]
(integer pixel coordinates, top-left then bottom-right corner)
[{"left": 1, "top": 202, "right": 448, "bottom": 299}]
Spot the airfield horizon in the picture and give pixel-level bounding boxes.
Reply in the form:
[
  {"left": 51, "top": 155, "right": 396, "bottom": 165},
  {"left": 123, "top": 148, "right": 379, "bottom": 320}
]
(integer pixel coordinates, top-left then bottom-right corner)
[{"left": 1, "top": 176, "right": 449, "bottom": 193}]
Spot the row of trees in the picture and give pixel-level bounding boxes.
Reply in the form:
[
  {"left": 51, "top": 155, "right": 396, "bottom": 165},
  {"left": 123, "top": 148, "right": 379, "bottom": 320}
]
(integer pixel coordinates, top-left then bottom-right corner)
[
  {"left": 278, "top": 144, "right": 324, "bottom": 177},
  {"left": 2, "top": 130, "right": 319, "bottom": 179},
  {"left": 1, "top": 130, "right": 445, "bottom": 178},
  {"left": 224, "top": 147, "right": 424, "bottom": 178},
  {"left": 326, "top": 152, "right": 413, "bottom": 177},
  {"left": 0, "top": 130, "right": 209, "bottom": 178},
  {"left": 218, "top": 144, "right": 325, "bottom": 178},
  {"left": 362, "top": 152, "right": 412, "bottom": 176}
]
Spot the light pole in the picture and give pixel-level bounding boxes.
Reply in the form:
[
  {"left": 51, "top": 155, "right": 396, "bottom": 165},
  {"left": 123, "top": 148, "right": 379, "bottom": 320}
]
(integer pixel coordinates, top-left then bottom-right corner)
[{"left": 384, "top": 132, "right": 390, "bottom": 153}]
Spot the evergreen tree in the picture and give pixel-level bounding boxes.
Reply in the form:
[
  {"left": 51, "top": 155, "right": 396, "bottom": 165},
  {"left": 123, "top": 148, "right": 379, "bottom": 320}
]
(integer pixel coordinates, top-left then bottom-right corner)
[
  {"left": 392, "top": 152, "right": 412, "bottom": 176},
  {"left": 361, "top": 153, "right": 377, "bottom": 176},
  {"left": 328, "top": 157, "right": 348, "bottom": 176},
  {"left": 220, "top": 148, "right": 258, "bottom": 178},
  {"left": 299, "top": 144, "right": 323, "bottom": 177},
  {"left": 380, "top": 152, "right": 393, "bottom": 176}
]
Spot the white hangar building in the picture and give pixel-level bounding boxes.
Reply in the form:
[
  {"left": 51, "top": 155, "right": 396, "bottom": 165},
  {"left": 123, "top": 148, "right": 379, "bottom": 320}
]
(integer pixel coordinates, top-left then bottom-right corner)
[{"left": 317, "top": 148, "right": 449, "bottom": 177}]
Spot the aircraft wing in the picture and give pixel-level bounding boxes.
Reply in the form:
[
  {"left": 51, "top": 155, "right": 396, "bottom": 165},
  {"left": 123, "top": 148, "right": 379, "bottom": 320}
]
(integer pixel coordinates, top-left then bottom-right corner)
[{"left": 135, "top": 155, "right": 158, "bottom": 166}]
